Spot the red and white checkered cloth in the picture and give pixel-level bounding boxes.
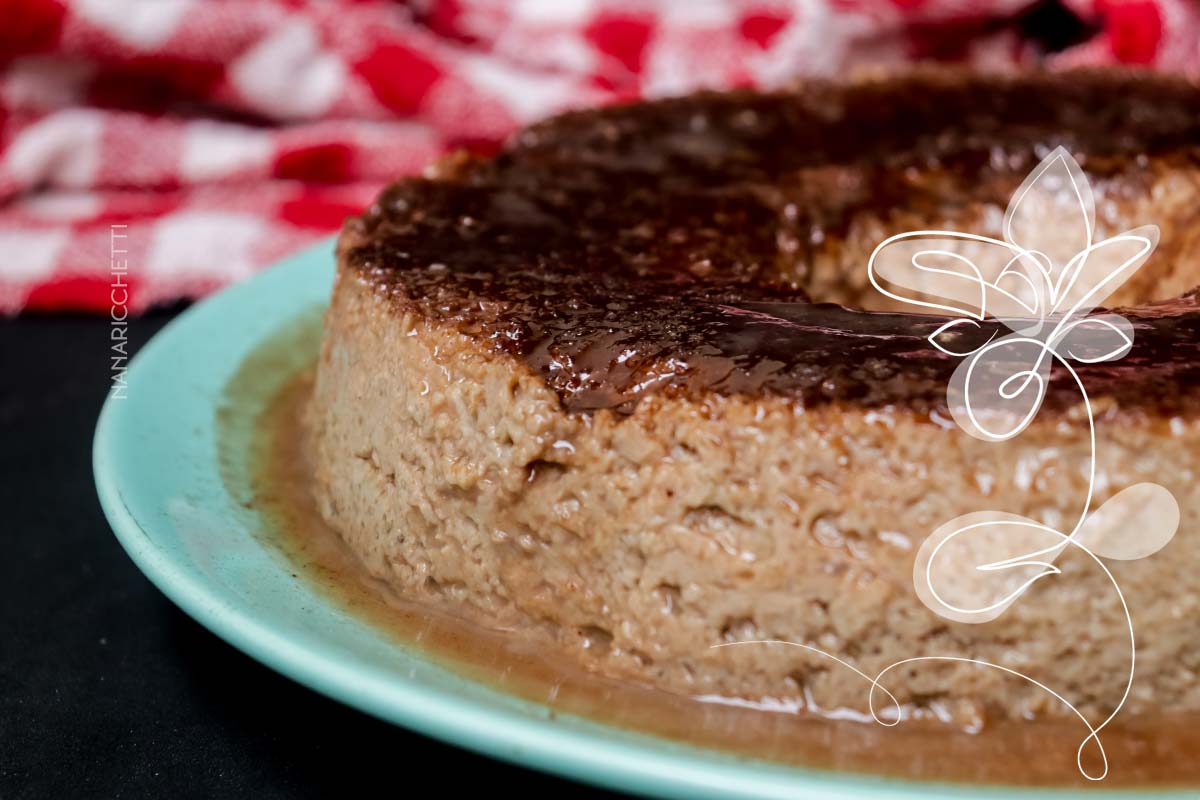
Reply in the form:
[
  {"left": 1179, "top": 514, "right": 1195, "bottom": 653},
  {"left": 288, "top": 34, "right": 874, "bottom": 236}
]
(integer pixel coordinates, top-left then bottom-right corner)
[{"left": 2, "top": 0, "right": 1196, "bottom": 313}]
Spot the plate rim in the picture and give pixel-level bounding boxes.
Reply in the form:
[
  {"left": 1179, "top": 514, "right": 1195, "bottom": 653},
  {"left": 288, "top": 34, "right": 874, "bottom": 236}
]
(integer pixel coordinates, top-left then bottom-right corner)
[{"left": 93, "top": 238, "right": 1190, "bottom": 800}]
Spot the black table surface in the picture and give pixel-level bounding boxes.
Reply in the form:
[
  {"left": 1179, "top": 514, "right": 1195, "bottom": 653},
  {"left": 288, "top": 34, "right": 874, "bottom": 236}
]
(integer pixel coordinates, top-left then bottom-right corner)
[{"left": 0, "top": 311, "right": 620, "bottom": 799}]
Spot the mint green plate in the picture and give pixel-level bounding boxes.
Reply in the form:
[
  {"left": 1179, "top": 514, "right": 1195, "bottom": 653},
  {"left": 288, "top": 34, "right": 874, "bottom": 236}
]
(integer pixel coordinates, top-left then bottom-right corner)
[{"left": 94, "top": 240, "right": 1186, "bottom": 799}]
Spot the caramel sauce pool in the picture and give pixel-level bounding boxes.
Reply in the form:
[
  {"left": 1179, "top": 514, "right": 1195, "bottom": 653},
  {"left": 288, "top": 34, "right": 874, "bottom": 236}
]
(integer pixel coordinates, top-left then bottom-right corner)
[{"left": 219, "top": 309, "right": 1200, "bottom": 790}]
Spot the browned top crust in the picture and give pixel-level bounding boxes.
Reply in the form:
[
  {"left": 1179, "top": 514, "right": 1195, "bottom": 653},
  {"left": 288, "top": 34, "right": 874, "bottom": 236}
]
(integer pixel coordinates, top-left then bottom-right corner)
[{"left": 342, "top": 68, "right": 1200, "bottom": 415}]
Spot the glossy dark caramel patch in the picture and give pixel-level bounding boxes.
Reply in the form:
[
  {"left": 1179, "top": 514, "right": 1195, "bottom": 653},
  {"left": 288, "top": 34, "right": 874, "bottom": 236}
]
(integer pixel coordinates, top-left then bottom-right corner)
[{"left": 344, "top": 70, "right": 1200, "bottom": 414}]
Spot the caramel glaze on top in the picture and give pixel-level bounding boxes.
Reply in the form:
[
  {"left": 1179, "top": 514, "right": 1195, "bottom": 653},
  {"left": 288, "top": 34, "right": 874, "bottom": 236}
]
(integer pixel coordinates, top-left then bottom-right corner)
[{"left": 343, "top": 69, "right": 1200, "bottom": 415}]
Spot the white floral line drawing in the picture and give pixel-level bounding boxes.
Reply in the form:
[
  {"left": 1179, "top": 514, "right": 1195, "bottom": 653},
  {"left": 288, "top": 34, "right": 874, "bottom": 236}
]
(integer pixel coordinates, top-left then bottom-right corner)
[{"left": 713, "top": 148, "right": 1180, "bottom": 780}]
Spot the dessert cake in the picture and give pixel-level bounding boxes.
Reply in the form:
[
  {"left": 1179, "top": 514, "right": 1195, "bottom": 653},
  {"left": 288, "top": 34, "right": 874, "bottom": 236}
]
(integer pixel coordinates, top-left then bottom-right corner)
[{"left": 306, "top": 69, "right": 1200, "bottom": 728}]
